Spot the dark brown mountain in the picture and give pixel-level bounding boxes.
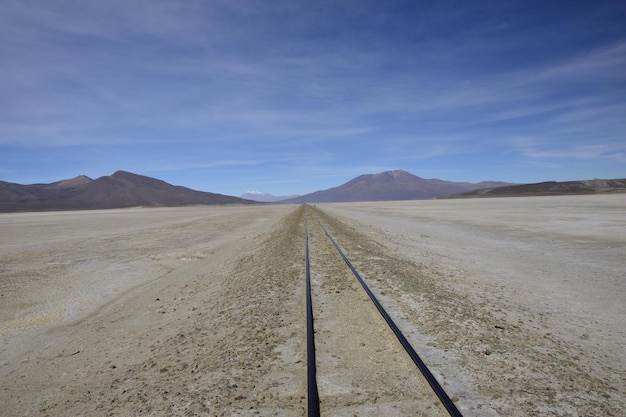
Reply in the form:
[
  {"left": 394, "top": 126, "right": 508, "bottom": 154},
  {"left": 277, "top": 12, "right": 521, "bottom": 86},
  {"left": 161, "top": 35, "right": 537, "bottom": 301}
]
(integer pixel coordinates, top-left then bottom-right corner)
[
  {"left": 0, "top": 170, "right": 254, "bottom": 211},
  {"left": 445, "top": 178, "right": 626, "bottom": 198},
  {"left": 280, "top": 170, "right": 514, "bottom": 203}
]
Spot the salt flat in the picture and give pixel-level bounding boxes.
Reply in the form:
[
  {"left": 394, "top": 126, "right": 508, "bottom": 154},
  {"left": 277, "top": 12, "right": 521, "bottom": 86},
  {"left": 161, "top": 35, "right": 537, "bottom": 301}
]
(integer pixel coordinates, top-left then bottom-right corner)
[
  {"left": 1, "top": 205, "right": 306, "bottom": 416},
  {"left": 0, "top": 195, "right": 624, "bottom": 416},
  {"left": 324, "top": 194, "right": 626, "bottom": 359},
  {"left": 323, "top": 194, "right": 625, "bottom": 415}
]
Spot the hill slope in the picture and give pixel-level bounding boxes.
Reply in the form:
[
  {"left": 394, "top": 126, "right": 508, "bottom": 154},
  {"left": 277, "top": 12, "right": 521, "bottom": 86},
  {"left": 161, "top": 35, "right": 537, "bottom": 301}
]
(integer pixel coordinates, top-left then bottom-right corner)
[
  {"left": 0, "top": 171, "right": 254, "bottom": 211},
  {"left": 281, "top": 170, "right": 513, "bottom": 203},
  {"left": 446, "top": 178, "right": 626, "bottom": 198}
]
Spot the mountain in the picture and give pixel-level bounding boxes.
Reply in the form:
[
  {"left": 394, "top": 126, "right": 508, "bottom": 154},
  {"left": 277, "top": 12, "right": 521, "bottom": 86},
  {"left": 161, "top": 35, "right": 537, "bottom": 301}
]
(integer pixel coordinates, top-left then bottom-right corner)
[
  {"left": 240, "top": 191, "right": 301, "bottom": 203},
  {"left": 445, "top": 178, "right": 626, "bottom": 198},
  {"left": 0, "top": 170, "right": 255, "bottom": 211},
  {"left": 280, "top": 170, "right": 514, "bottom": 203}
]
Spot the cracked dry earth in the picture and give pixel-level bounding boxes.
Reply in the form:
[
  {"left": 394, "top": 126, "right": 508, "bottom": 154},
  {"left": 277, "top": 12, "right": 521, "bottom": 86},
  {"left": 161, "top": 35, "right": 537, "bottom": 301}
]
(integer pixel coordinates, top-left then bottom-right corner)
[{"left": 1, "top": 198, "right": 624, "bottom": 416}]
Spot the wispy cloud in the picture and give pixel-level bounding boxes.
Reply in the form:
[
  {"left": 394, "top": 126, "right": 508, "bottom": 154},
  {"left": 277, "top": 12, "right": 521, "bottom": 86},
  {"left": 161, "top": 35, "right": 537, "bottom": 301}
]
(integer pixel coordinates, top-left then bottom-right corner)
[
  {"left": 529, "top": 41, "right": 626, "bottom": 82},
  {"left": 522, "top": 143, "right": 626, "bottom": 160}
]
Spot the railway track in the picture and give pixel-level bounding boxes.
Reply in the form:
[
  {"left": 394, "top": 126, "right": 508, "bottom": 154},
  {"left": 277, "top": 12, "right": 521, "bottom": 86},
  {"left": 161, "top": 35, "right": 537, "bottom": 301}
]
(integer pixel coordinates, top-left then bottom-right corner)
[{"left": 304, "top": 206, "right": 464, "bottom": 417}]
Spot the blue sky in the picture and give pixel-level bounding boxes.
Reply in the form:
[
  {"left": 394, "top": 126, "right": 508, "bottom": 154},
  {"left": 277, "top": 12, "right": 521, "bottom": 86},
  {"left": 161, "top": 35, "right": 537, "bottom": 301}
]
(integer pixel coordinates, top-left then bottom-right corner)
[{"left": 1, "top": 1, "right": 625, "bottom": 196}]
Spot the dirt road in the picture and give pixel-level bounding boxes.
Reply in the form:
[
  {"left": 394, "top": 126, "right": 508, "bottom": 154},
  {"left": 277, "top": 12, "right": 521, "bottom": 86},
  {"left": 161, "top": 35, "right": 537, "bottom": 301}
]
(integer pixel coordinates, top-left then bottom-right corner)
[{"left": 1, "top": 196, "right": 624, "bottom": 416}]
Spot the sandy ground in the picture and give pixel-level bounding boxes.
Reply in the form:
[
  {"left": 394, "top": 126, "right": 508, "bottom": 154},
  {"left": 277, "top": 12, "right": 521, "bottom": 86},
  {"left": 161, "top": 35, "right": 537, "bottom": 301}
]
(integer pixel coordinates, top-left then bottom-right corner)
[{"left": 1, "top": 195, "right": 624, "bottom": 416}]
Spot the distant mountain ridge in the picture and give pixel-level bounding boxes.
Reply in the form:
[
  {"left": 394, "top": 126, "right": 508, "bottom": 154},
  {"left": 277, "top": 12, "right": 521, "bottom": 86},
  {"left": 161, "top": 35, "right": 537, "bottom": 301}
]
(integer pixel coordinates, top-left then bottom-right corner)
[
  {"left": 0, "top": 170, "right": 254, "bottom": 212},
  {"left": 240, "top": 191, "right": 300, "bottom": 203},
  {"left": 280, "top": 170, "right": 515, "bottom": 203},
  {"left": 445, "top": 178, "right": 626, "bottom": 198}
]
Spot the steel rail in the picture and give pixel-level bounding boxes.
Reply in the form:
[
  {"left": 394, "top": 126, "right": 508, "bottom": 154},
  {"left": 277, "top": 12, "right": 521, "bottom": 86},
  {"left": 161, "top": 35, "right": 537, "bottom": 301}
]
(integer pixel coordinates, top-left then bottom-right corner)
[
  {"left": 316, "top": 218, "right": 465, "bottom": 417},
  {"left": 304, "top": 213, "right": 320, "bottom": 417}
]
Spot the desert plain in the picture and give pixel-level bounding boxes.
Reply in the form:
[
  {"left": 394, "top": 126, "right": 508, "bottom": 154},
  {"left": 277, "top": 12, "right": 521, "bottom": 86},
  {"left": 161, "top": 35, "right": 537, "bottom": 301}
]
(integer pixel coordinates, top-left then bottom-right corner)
[{"left": 0, "top": 195, "right": 624, "bottom": 416}]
